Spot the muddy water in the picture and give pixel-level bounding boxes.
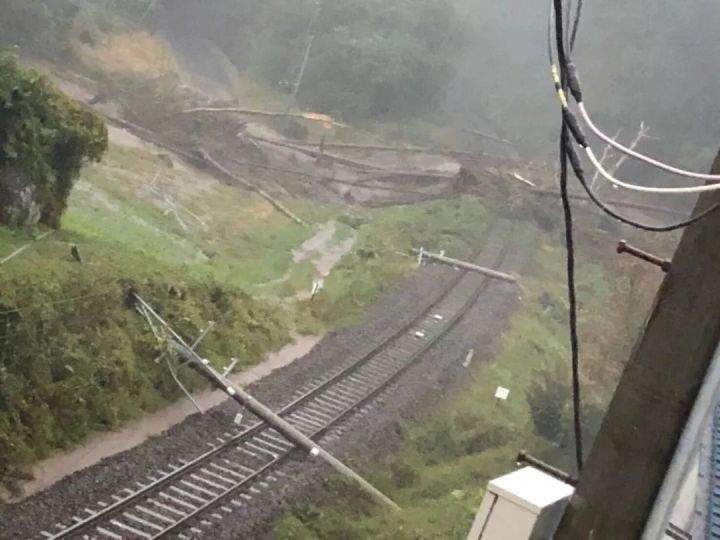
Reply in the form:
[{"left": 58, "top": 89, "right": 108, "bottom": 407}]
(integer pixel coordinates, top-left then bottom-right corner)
[
  {"left": 293, "top": 221, "right": 356, "bottom": 298},
  {"left": 16, "top": 335, "right": 321, "bottom": 500}
]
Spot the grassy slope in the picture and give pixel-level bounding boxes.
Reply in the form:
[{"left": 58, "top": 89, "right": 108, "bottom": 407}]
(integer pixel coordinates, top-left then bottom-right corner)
[
  {"left": 0, "top": 2, "right": 502, "bottom": 496},
  {"left": 273, "top": 228, "right": 654, "bottom": 539},
  {"left": 0, "top": 123, "right": 495, "bottom": 491}
]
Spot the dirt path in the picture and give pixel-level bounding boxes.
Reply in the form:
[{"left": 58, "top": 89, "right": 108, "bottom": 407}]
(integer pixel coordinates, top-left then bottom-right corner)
[{"left": 11, "top": 335, "right": 321, "bottom": 501}]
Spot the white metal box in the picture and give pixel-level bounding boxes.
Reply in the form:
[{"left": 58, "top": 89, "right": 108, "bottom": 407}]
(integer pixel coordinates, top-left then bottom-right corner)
[{"left": 467, "top": 466, "right": 575, "bottom": 540}]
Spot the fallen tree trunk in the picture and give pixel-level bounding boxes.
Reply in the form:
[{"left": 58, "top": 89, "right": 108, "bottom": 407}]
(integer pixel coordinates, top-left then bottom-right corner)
[
  {"left": 256, "top": 136, "right": 486, "bottom": 160},
  {"left": 245, "top": 134, "right": 390, "bottom": 171},
  {"left": 183, "top": 107, "right": 347, "bottom": 128},
  {"left": 463, "top": 128, "right": 516, "bottom": 147},
  {"left": 232, "top": 159, "right": 443, "bottom": 197}
]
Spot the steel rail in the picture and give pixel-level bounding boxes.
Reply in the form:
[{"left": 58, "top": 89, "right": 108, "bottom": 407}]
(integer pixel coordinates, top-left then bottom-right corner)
[
  {"left": 157, "top": 239, "right": 511, "bottom": 538},
  {"left": 44, "top": 224, "right": 513, "bottom": 540}
]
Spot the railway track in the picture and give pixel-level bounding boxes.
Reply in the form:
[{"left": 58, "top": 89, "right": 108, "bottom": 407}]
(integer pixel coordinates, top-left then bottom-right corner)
[{"left": 41, "top": 225, "right": 514, "bottom": 540}]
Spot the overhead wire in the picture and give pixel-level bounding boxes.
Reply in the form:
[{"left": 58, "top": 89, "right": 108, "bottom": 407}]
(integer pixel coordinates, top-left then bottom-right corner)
[
  {"left": 0, "top": 289, "right": 116, "bottom": 316},
  {"left": 568, "top": 0, "right": 583, "bottom": 53},
  {"left": 548, "top": 0, "right": 720, "bottom": 477},
  {"left": 576, "top": 101, "right": 720, "bottom": 182},
  {"left": 547, "top": 25, "right": 719, "bottom": 226},
  {"left": 550, "top": 66, "right": 720, "bottom": 195},
  {"left": 557, "top": 8, "right": 720, "bottom": 183}
]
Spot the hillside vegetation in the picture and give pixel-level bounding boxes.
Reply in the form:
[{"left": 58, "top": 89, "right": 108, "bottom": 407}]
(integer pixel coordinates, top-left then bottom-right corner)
[
  {"left": 0, "top": 110, "right": 495, "bottom": 494},
  {"left": 275, "top": 228, "right": 662, "bottom": 539}
]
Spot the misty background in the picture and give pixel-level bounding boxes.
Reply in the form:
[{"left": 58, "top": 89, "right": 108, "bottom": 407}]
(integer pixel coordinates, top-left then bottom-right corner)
[{"left": 2, "top": 0, "right": 720, "bottom": 168}]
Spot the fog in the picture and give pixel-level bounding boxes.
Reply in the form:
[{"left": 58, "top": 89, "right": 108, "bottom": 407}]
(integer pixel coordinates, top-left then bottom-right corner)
[{"left": 448, "top": 0, "right": 720, "bottom": 166}]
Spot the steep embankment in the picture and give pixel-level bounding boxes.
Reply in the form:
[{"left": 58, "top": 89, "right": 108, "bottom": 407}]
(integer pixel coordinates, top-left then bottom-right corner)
[
  {"left": 0, "top": 89, "right": 497, "bottom": 498},
  {"left": 0, "top": 15, "right": 518, "bottom": 500}
]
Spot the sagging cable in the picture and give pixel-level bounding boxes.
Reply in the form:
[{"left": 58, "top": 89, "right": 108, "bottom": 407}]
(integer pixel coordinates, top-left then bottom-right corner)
[
  {"left": 564, "top": 140, "right": 719, "bottom": 231},
  {"left": 551, "top": 66, "right": 720, "bottom": 194},
  {"left": 564, "top": 63, "right": 720, "bottom": 182}
]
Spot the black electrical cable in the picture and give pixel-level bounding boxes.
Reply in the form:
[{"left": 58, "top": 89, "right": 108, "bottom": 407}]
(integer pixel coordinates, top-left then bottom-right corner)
[
  {"left": 553, "top": 0, "right": 584, "bottom": 473},
  {"left": 564, "top": 0, "right": 574, "bottom": 53},
  {"left": 564, "top": 141, "right": 719, "bottom": 231},
  {"left": 547, "top": 0, "right": 719, "bottom": 231},
  {"left": 569, "top": 0, "right": 583, "bottom": 53}
]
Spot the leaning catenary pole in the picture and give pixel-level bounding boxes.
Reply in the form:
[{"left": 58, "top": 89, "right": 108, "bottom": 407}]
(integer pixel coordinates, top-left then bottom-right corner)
[{"left": 133, "top": 294, "right": 401, "bottom": 513}]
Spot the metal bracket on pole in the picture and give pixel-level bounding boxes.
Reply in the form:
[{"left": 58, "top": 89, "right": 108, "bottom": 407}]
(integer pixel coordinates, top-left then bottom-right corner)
[
  {"left": 411, "top": 248, "right": 518, "bottom": 284},
  {"left": 223, "top": 357, "right": 239, "bottom": 377},
  {"left": 132, "top": 293, "right": 402, "bottom": 513},
  {"left": 617, "top": 240, "right": 671, "bottom": 272}
]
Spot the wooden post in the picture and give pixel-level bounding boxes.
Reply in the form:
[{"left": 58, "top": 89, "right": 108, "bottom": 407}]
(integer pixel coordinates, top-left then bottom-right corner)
[{"left": 555, "top": 148, "right": 720, "bottom": 539}]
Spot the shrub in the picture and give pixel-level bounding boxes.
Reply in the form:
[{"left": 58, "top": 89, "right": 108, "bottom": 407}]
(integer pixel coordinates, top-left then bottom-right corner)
[
  {"left": 0, "top": 53, "right": 107, "bottom": 227},
  {"left": 525, "top": 362, "right": 572, "bottom": 443}
]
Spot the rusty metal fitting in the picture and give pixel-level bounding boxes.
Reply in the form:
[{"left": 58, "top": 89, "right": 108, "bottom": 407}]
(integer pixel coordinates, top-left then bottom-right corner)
[
  {"left": 616, "top": 240, "right": 672, "bottom": 272},
  {"left": 516, "top": 450, "right": 577, "bottom": 485}
]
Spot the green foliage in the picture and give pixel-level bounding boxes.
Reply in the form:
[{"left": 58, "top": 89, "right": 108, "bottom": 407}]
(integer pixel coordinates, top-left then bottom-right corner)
[
  {"left": 0, "top": 53, "right": 107, "bottom": 227},
  {"left": 274, "top": 227, "right": 652, "bottom": 539},
  {"left": 0, "top": 266, "right": 291, "bottom": 486},
  {"left": 525, "top": 362, "right": 571, "bottom": 443},
  {"left": 163, "top": 0, "right": 466, "bottom": 122}
]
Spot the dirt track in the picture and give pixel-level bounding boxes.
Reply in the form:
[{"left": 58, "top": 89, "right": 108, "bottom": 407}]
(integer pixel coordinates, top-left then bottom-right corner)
[{"left": 0, "top": 222, "right": 530, "bottom": 539}]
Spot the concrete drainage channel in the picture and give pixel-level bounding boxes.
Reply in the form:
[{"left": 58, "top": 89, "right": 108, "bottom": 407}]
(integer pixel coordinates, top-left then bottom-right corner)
[{"left": 35, "top": 224, "right": 516, "bottom": 539}]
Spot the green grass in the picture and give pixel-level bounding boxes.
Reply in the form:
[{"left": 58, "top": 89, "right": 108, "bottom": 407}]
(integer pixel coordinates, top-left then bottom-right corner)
[
  {"left": 0, "top": 133, "right": 497, "bottom": 494},
  {"left": 273, "top": 227, "right": 637, "bottom": 540},
  {"left": 310, "top": 198, "right": 495, "bottom": 327}
]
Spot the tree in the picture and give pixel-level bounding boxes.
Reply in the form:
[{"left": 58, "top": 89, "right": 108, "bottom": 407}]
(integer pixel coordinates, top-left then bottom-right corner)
[
  {"left": 0, "top": 53, "right": 108, "bottom": 227},
  {"left": 160, "top": 0, "right": 467, "bottom": 122}
]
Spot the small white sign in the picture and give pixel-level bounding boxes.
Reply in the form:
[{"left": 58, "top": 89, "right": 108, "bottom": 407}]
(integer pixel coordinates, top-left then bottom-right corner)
[{"left": 495, "top": 386, "right": 510, "bottom": 400}]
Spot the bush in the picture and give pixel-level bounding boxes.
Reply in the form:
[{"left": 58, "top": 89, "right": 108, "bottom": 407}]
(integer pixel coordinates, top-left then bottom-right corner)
[
  {"left": 525, "top": 362, "right": 572, "bottom": 443},
  {"left": 0, "top": 53, "right": 107, "bottom": 227}
]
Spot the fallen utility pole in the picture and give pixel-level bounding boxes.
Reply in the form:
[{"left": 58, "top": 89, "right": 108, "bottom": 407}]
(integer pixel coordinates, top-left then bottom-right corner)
[
  {"left": 555, "top": 149, "right": 720, "bottom": 539},
  {"left": 0, "top": 230, "right": 52, "bottom": 266},
  {"left": 132, "top": 294, "right": 401, "bottom": 513},
  {"left": 412, "top": 248, "right": 518, "bottom": 284},
  {"left": 200, "top": 150, "right": 306, "bottom": 226}
]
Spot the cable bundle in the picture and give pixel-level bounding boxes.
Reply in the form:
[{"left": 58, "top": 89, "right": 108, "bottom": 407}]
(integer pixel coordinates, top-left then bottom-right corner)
[{"left": 547, "top": 0, "right": 719, "bottom": 473}]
